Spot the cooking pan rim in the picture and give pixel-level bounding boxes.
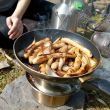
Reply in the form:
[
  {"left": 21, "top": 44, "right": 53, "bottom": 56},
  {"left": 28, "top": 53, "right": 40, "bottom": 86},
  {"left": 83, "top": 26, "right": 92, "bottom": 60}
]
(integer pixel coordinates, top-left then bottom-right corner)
[{"left": 13, "top": 29, "right": 102, "bottom": 79}]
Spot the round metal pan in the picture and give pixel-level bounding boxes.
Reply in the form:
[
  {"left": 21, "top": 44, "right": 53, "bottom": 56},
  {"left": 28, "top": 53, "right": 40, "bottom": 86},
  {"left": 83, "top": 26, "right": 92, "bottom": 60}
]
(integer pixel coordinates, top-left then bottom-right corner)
[{"left": 13, "top": 29, "right": 101, "bottom": 83}]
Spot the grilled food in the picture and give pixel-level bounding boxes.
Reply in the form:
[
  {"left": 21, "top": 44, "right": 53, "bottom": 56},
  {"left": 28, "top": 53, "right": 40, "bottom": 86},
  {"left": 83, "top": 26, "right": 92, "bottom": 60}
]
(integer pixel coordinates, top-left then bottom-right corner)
[{"left": 23, "top": 37, "right": 99, "bottom": 77}]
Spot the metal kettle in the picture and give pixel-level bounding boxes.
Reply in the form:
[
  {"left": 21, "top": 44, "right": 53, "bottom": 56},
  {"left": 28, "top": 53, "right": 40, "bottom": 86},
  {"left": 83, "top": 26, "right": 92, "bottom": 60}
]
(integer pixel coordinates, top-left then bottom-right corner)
[{"left": 50, "top": 0, "right": 84, "bottom": 32}]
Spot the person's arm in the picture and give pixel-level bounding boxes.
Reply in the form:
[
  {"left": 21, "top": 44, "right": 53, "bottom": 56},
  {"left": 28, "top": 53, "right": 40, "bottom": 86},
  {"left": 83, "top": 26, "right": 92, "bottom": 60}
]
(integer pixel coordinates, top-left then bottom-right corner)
[
  {"left": 6, "top": 0, "right": 31, "bottom": 40},
  {"left": 12, "top": 0, "right": 31, "bottom": 19}
]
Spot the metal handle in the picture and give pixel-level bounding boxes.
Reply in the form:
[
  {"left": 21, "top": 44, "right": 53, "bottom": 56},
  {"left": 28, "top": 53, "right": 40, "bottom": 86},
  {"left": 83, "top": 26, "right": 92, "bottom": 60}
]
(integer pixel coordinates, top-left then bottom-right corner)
[
  {"left": 87, "top": 78, "right": 110, "bottom": 95},
  {"left": 78, "top": 74, "right": 93, "bottom": 83},
  {"left": 78, "top": 73, "right": 110, "bottom": 95}
]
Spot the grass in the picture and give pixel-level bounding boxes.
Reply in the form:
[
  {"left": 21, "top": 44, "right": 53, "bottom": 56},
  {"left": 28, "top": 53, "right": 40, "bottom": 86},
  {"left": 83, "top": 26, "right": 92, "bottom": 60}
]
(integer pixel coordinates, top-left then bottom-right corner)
[{"left": 0, "top": 50, "right": 25, "bottom": 93}]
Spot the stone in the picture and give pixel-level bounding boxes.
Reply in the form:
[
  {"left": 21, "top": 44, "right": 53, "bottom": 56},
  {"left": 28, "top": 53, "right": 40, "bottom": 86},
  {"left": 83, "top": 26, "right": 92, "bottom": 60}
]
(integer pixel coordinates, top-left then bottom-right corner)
[
  {"left": 0, "top": 75, "right": 85, "bottom": 110},
  {"left": 92, "top": 57, "right": 110, "bottom": 82}
]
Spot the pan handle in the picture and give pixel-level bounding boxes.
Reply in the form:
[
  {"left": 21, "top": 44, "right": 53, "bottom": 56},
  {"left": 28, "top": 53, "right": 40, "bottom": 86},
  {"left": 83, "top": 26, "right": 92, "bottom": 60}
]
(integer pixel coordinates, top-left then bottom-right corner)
[
  {"left": 78, "top": 75, "right": 93, "bottom": 83},
  {"left": 79, "top": 75, "right": 110, "bottom": 96},
  {"left": 85, "top": 78, "right": 110, "bottom": 96}
]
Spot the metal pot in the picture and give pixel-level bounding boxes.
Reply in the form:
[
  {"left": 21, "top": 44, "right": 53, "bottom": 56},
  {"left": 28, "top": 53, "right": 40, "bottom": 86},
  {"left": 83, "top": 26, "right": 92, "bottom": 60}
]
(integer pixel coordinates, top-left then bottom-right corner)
[
  {"left": 50, "top": 0, "right": 83, "bottom": 32},
  {"left": 50, "top": 0, "right": 71, "bottom": 30},
  {"left": 26, "top": 73, "right": 75, "bottom": 107}
]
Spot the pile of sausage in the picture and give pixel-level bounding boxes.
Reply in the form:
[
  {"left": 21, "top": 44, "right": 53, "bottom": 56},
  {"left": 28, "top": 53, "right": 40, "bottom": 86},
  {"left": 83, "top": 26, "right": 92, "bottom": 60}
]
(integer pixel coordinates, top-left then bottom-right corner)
[{"left": 23, "top": 37, "right": 98, "bottom": 77}]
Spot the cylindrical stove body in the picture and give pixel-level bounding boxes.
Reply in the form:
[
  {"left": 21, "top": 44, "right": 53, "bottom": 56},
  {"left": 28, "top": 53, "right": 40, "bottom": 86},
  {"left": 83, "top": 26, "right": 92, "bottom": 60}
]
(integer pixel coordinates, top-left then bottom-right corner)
[
  {"left": 26, "top": 73, "right": 80, "bottom": 107},
  {"left": 32, "top": 88, "right": 70, "bottom": 107}
]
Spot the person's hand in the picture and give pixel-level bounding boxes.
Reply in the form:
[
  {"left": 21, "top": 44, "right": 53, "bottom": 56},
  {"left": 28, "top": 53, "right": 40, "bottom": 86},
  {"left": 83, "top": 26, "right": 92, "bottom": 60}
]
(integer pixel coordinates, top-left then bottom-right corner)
[{"left": 6, "top": 16, "right": 23, "bottom": 40}]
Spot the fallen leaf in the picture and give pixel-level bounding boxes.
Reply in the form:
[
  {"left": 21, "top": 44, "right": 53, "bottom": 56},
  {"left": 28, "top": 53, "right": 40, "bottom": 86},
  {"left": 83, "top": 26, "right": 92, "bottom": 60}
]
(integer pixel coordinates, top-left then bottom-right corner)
[{"left": 0, "top": 60, "right": 10, "bottom": 69}]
